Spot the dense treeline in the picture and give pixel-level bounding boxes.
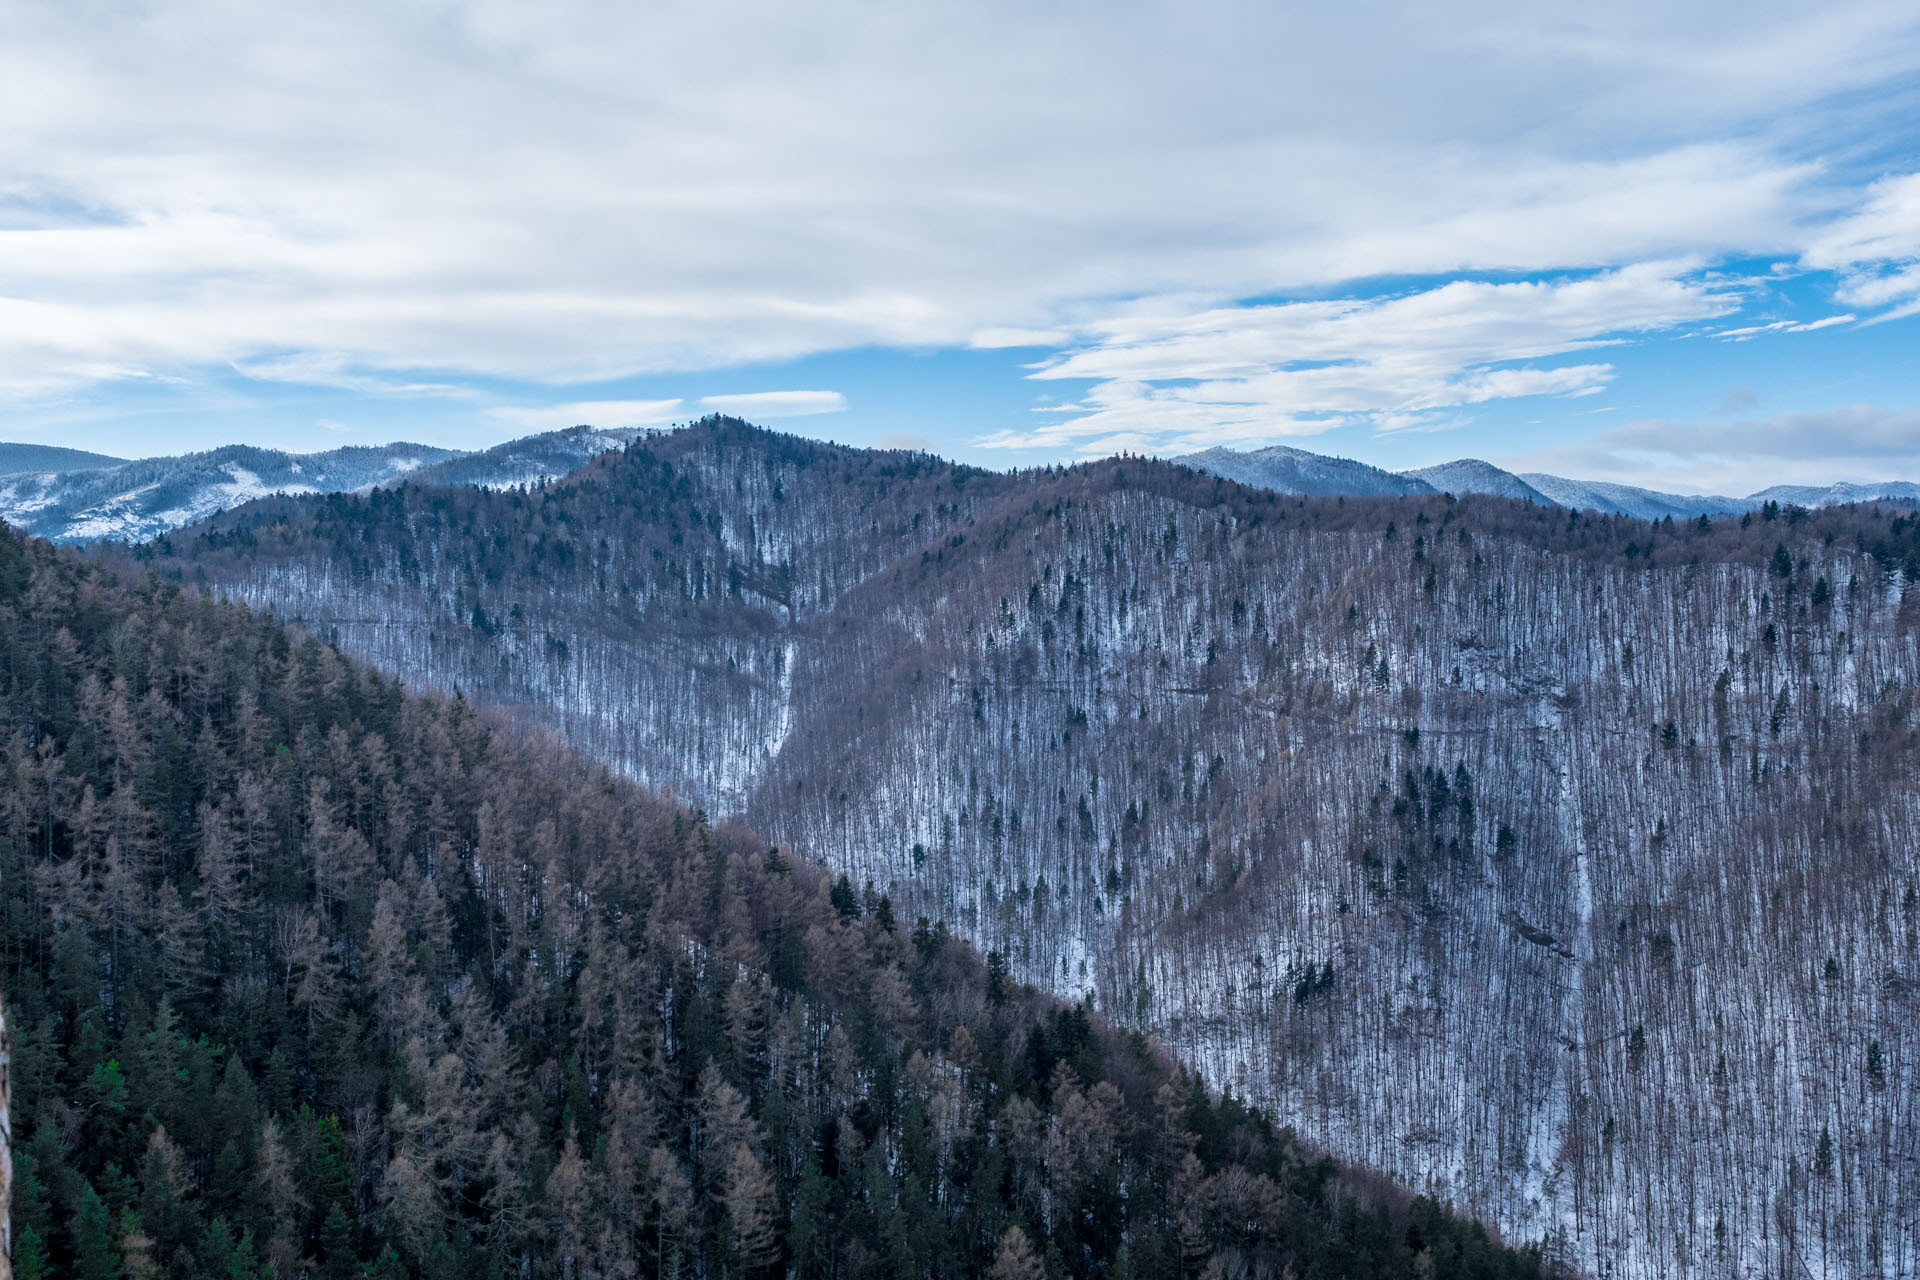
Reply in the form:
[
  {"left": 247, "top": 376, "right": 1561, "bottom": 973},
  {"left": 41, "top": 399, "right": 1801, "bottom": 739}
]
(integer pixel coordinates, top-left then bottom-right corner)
[
  {"left": 144, "top": 417, "right": 1920, "bottom": 592},
  {"left": 147, "top": 419, "right": 1010, "bottom": 628},
  {"left": 0, "top": 527, "right": 1547, "bottom": 1280}
]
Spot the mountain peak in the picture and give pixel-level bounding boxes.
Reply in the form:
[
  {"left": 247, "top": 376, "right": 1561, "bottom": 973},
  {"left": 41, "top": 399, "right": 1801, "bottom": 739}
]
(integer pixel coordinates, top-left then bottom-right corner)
[
  {"left": 1399, "top": 458, "right": 1552, "bottom": 505},
  {"left": 1177, "top": 443, "right": 1435, "bottom": 497}
]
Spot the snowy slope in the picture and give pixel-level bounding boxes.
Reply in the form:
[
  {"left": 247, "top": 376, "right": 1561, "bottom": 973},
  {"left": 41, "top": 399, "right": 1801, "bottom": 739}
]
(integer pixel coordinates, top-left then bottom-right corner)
[
  {"left": 1187, "top": 444, "right": 1920, "bottom": 518},
  {"left": 1179, "top": 444, "right": 1437, "bottom": 497},
  {"left": 1516, "top": 474, "right": 1751, "bottom": 520},
  {"left": 0, "top": 426, "right": 647, "bottom": 543},
  {"left": 1402, "top": 458, "right": 1554, "bottom": 504},
  {"left": 1748, "top": 479, "right": 1920, "bottom": 508},
  {"left": 0, "top": 442, "right": 459, "bottom": 543},
  {"left": 19, "top": 425, "right": 1914, "bottom": 546},
  {"left": 410, "top": 425, "right": 645, "bottom": 489}
]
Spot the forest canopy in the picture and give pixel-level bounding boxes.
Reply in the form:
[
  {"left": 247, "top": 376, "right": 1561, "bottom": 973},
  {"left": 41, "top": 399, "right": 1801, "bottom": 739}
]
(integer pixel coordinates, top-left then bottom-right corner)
[{"left": 0, "top": 524, "right": 1550, "bottom": 1279}]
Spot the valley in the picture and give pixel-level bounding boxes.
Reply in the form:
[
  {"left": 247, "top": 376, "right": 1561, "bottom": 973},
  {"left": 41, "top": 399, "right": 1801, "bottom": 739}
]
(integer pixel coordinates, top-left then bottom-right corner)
[
  {"left": 0, "top": 527, "right": 1547, "bottom": 1278},
  {"left": 133, "top": 418, "right": 1920, "bottom": 1279}
]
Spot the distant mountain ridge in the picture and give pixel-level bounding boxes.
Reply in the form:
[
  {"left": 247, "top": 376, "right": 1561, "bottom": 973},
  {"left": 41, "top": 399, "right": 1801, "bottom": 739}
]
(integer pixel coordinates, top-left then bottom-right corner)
[
  {"left": 0, "top": 425, "right": 644, "bottom": 543},
  {"left": 7, "top": 422, "right": 1916, "bottom": 544},
  {"left": 408, "top": 424, "right": 649, "bottom": 489},
  {"left": 1174, "top": 447, "right": 1920, "bottom": 520},
  {"left": 1511, "top": 473, "right": 1749, "bottom": 521},
  {"left": 0, "top": 442, "right": 462, "bottom": 544},
  {"left": 0, "top": 442, "right": 127, "bottom": 476},
  {"left": 1402, "top": 459, "right": 1554, "bottom": 505},
  {"left": 1750, "top": 479, "right": 1920, "bottom": 507}
]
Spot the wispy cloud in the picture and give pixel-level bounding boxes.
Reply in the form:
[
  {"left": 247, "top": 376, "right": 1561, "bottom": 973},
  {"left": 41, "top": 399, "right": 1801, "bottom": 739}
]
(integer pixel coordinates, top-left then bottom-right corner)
[
  {"left": 975, "top": 264, "right": 1738, "bottom": 453},
  {"left": 233, "top": 353, "right": 477, "bottom": 398},
  {"left": 1500, "top": 404, "right": 1920, "bottom": 493},
  {"left": 489, "top": 399, "right": 685, "bottom": 432},
  {"left": 699, "top": 390, "right": 847, "bottom": 418},
  {"left": 1713, "top": 314, "right": 1854, "bottom": 339},
  {"left": 1800, "top": 172, "right": 1920, "bottom": 320}
]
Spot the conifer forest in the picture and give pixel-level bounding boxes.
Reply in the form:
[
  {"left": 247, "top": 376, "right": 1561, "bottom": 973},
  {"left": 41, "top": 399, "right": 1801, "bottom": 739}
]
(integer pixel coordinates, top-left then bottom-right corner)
[{"left": 0, "top": 511, "right": 1550, "bottom": 1278}]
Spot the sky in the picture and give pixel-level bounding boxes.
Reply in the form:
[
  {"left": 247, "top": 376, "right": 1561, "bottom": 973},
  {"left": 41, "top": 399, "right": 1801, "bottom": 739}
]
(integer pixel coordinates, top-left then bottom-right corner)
[{"left": 2, "top": 0, "right": 1919, "bottom": 495}]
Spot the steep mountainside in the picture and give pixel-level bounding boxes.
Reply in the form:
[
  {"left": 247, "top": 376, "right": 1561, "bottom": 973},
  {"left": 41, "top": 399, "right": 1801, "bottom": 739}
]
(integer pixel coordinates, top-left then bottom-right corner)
[
  {"left": 153, "top": 425, "right": 1022, "bottom": 805},
  {"left": 1178, "top": 445, "right": 1436, "bottom": 498},
  {"left": 0, "top": 524, "right": 1543, "bottom": 1280},
  {"left": 142, "top": 420, "right": 1920, "bottom": 1280}
]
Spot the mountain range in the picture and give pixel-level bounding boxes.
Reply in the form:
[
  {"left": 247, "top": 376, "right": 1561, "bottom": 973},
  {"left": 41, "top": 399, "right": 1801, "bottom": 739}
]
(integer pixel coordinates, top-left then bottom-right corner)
[
  {"left": 1174, "top": 444, "right": 1920, "bottom": 521},
  {"left": 122, "top": 417, "right": 1920, "bottom": 1280},
  {"left": 0, "top": 426, "right": 644, "bottom": 544},
  {"left": 4, "top": 427, "right": 1915, "bottom": 545}
]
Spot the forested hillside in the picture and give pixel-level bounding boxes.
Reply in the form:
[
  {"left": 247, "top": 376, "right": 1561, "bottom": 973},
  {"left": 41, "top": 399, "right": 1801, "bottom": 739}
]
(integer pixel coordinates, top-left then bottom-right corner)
[
  {"left": 140, "top": 419, "right": 1920, "bottom": 1279},
  {"left": 0, "top": 526, "right": 1545, "bottom": 1279}
]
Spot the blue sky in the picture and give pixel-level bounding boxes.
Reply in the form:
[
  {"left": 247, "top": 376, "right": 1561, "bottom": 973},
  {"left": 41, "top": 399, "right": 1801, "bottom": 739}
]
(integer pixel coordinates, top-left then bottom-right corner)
[{"left": 3, "top": 1, "right": 1919, "bottom": 494}]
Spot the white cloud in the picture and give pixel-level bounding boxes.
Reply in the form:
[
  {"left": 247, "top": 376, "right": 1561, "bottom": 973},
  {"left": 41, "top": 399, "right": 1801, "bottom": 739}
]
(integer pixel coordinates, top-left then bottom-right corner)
[
  {"left": 1800, "top": 172, "right": 1920, "bottom": 318},
  {"left": 976, "top": 264, "right": 1737, "bottom": 453},
  {"left": 970, "top": 327, "right": 1075, "bottom": 349},
  {"left": 1713, "top": 314, "right": 1855, "bottom": 339},
  {"left": 1802, "top": 173, "right": 1920, "bottom": 268},
  {"left": 0, "top": 0, "right": 1914, "bottom": 410},
  {"left": 1499, "top": 404, "right": 1920, "bottom": 493},
  {"left": 489, "top": 399, "right": 685, "bottom": 431},
  {"left": 234, "top": 353, "right": 476, "bottom": 398},
  {"left": 698, "top": 390, "right": 847, "bottom": 418}
]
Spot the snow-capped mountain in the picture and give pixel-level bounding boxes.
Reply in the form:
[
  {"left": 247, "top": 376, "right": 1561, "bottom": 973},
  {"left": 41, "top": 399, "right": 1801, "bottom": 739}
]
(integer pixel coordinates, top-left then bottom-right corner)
[
  {"left": 1514, "top": 473, "right": 1752, "bottom": 520},
  {"left": 1401, "top": 458, "right": 1554, "bottom": 505},
  {"left": 409, "top": 424, "right": 649, "bottom": 489},
  {"left": 1183, "top": 444, "right": 1920, "bottom": 520},
  {"left": 15, "top": 423, "right": 1914, "bottom": 547},
  {"left": 0, "top": 443, "right": 461, "bottom": 544},
  {"left": 1177, "top": 444, "right": 1436, "bottom": 497},
  {"left": 1750, "top": 479, "right": 1920, "bottom": 508},
  {"left": 0, "top": 425, "right": 650, "bottom": 543}
]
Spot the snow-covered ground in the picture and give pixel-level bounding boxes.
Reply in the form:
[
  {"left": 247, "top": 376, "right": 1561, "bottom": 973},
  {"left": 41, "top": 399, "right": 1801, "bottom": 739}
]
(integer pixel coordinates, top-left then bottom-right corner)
[{"left": 0, "top": 425, "right": 645, "bottom": 543}]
